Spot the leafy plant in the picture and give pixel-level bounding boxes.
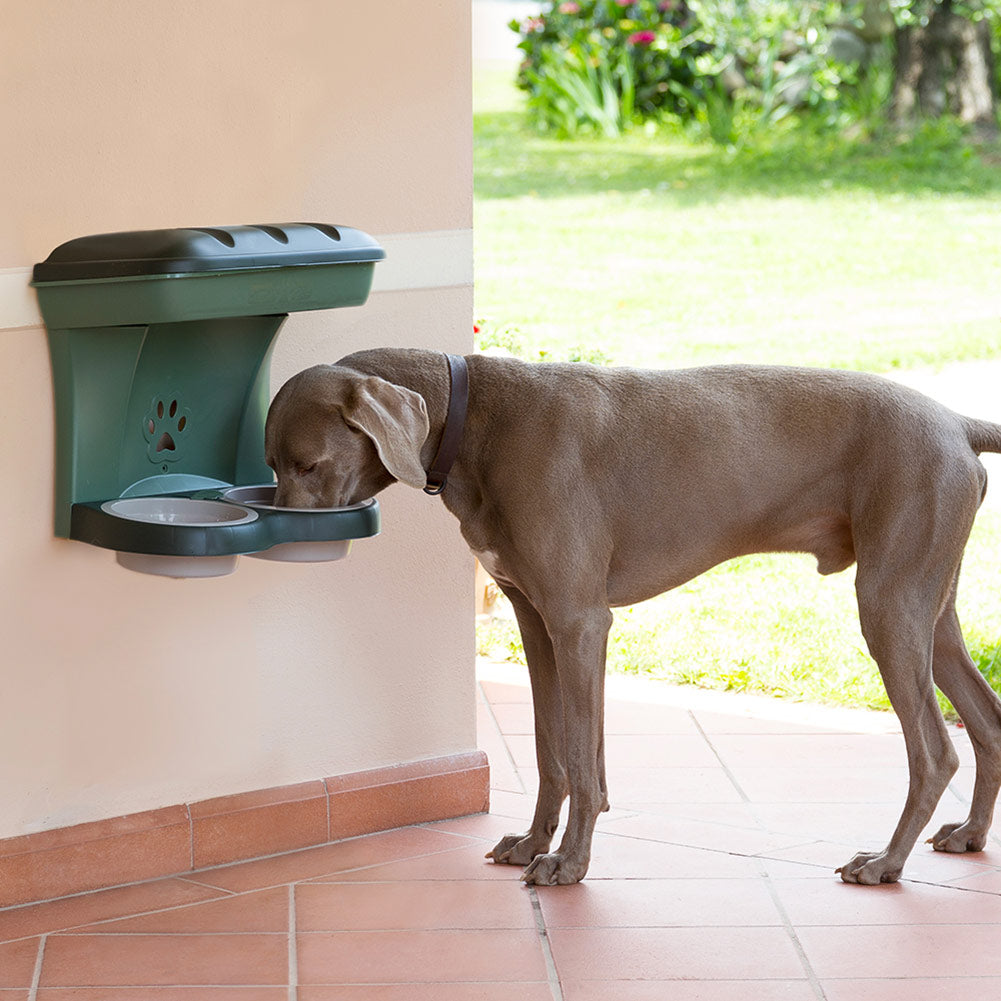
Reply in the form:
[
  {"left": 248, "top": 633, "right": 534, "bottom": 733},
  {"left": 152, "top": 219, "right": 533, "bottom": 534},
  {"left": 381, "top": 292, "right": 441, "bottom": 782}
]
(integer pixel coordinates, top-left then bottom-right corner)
[
  {"left": 525, "top": 37, "right": 636, "bottom": 137},
  {"left": 474, "top": 319, "right": 528, "bottom": 357},
  {"left": 512, "top": 0, "right": 706, "bottom": 136},
  {"left": 508, "top": 1, "right": 967, "bottom": 142}
]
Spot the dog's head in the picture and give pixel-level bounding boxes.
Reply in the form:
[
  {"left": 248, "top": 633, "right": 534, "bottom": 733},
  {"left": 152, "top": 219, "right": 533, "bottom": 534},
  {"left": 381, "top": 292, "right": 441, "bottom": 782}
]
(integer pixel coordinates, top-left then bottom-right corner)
[{"left": 265, "top": 364, "right": 430, "bottom": 508}]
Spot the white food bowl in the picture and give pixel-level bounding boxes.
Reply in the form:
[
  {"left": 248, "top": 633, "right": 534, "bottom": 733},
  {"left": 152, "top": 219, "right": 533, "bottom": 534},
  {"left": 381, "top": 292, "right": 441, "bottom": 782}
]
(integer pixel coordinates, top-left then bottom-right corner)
[
  {"left": 102, "top": 497, "right": 259, "bottom": 526},
  {"left": 100, "top": 497, "right": 258, "bottom": 577},
  {"left": 222, "top": 484, "right": 371, "bottom": 563}
]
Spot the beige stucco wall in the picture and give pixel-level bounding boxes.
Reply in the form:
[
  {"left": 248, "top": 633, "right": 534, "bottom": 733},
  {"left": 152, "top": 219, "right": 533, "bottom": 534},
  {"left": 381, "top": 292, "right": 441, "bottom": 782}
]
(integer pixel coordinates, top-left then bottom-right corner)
[{"left": 0, "top": 0, "right": 473, "bottom": 838}]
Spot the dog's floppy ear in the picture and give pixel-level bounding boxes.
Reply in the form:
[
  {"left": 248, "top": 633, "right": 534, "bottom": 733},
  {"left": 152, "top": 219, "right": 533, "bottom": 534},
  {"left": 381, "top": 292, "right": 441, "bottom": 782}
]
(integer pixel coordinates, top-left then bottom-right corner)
[{"left": 343, "top": 376, "right": 430, "bottom": 489}]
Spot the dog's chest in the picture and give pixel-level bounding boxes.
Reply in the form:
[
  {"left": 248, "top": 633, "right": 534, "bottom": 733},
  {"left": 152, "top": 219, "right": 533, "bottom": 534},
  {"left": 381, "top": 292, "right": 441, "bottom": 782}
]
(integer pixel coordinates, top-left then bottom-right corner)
[{"left": 472, "top": 548, "right": 507, "bottom": 583}]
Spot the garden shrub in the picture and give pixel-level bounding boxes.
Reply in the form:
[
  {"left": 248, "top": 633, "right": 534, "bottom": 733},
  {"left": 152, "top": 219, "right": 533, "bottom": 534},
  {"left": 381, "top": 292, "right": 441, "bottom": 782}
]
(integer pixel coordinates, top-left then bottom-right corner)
[
  {"left": 511, "top": 1, "right": 706, "bottom": 136},
  {"left": 510, "top": 1, "right": 904, "bottom": 140}
]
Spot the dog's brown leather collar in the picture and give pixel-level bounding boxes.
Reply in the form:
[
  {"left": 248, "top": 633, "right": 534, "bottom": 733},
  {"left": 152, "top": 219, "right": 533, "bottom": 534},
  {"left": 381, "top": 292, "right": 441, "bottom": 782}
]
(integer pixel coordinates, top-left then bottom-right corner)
[{"left": 423, "top": 352, "right": 468, "bottom": 495}]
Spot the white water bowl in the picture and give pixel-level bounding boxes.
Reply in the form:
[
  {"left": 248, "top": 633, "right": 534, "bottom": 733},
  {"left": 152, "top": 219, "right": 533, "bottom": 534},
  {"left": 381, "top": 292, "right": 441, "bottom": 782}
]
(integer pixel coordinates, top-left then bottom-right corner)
[
  {"left": 101, "top": 497, "right": 258, "bottom": 526},
  {"left": 248, "top": 539, "right": 352, "bottom": 563},
  {"left": 219, "top": 484, "right": 282, "bottom": 507},
  {"left": 113, "top": 551, "right": 240, "bottom": 578},
  {"left": 221, "top": 483, "right": 374, "bottom": 515},
  {"left": 100, "top": 497, "right": 258, "bottom": 578},
  {"left": 221, "top": 484, "right": 370, "bottom": 564}
]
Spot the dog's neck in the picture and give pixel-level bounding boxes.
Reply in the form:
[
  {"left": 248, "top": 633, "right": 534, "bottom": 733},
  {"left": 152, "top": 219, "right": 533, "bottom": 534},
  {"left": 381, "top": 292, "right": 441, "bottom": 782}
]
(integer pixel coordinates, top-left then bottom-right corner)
[
  {"left": 423, "top": 353, "right": 468, "bottom": 495},
  {"left": 334, "top": 347, "right": 461, "bottom": 476}
]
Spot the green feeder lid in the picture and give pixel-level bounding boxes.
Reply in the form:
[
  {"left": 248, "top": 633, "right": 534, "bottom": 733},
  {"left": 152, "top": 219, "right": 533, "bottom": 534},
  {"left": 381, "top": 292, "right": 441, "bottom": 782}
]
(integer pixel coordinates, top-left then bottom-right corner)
[{"left": 32, "top": 222, "right": 385, "bottom": 282}]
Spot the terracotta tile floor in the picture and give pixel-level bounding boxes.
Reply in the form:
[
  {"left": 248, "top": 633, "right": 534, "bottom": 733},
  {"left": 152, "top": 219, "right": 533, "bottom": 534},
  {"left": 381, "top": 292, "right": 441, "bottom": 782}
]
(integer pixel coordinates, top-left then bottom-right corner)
[{"left": 3, "top": 658, "right": 1001, "bottom": 1000}]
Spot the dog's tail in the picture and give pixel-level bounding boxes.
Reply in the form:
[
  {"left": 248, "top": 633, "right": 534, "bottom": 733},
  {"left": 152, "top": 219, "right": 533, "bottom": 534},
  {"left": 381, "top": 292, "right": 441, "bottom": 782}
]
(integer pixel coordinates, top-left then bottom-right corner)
[{"left": 965, "top": 417, "right": 1001, "bottom": 455}]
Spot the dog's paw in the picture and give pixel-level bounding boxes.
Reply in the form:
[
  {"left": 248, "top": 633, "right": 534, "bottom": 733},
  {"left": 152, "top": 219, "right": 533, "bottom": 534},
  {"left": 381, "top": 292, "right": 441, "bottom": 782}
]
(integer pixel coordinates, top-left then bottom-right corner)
[
  {"left": 485, "top": 833, "right": 548, "bottom": 868},
  {"left": 836, "top": 851, "right": 902, "bottom": 885},
  {"left": 927, "top": 821, "right": 987, "bottom": 853},
  {"left": 521, "top": 851, "right": 588, "bottom": 886}
]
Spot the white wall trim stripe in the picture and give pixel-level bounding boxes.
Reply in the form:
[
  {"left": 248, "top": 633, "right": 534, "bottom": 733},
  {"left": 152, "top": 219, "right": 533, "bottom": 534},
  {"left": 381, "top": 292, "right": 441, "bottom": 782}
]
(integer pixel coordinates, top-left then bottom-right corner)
[
  {"left": 0, "top": 268, "right": 45, "bottom": 331},
  {"left": 372, "top": 229, "right": 473, "bottom": 294},
  {"left": 0, "top": 228, "right": 473, "bottom": 331}
]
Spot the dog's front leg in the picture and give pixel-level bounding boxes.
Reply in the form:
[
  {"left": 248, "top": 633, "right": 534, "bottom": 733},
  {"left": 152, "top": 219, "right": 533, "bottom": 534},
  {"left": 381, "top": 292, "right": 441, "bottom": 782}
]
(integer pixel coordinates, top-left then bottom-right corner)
[
  {"left": 486, "top": 587, "right": 569, "bottom": 867},
  {"left": 521, "top": 605, "right": 613, "bottom": 886}
]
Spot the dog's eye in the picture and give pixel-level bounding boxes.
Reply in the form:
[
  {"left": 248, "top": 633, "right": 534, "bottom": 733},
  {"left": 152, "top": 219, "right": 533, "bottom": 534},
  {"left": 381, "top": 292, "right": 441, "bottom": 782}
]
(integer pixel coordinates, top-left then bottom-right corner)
[{"left": 296, "top": 463, "right": 317, "bottom": 477}]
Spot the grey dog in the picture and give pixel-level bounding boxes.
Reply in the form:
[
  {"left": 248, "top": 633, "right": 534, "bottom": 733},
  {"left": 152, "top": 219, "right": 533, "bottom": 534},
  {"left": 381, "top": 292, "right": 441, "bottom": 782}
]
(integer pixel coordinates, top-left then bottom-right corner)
[{"left": 265, "top": 348, "right": 1001, "bottom": 886}]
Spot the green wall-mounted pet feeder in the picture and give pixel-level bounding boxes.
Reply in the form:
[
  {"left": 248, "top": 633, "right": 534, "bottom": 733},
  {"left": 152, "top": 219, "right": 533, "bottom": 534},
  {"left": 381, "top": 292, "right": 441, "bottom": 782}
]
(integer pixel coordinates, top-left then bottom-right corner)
[{"left": 32, "top": 223, "right": 383, "bottom": 577}]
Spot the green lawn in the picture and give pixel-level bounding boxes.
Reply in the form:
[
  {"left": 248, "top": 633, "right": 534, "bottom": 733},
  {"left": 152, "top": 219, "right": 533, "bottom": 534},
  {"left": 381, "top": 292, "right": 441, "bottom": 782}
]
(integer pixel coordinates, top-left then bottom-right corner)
[
  {"left": 473, "top": 62, "right": 1001, "bottom": 713},
  {"left": 475, "top": 64, "right": 1001, "bottom": 373}
]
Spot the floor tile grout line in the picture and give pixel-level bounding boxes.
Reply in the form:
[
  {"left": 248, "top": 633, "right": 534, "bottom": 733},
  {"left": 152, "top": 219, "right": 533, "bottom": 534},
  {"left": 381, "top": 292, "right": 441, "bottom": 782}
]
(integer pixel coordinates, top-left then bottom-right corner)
[
  {"left": 186, "top": 803, "right": 194, "bottom": 871},
  {"left": 53, "top": 925, "right": 570, "bottom": 936},
  {"left": 688, "top": 712, "right": 804, "bottom": 844},
  {"left": 598, "top": 807, "right": 830, "bottom": 841},
  {"left": 176, "top": 875, "right": 243, "bottom": 894},
  {"left": 0, "top": 873, "right": 240, "bottom": 920},
  {"left": 288, "top": 920, "right": 1001, "bottom": 932},
  {"left": 27, "top": 933, "right": 45, "bottom": 1000},
  {"left": 479, "top": 680, "right": 529, "bottom": 796},
  {"left": 294, "top": 842, "right": 503, "bottom": 884},
  {"left": 593, "top": 824, "right": 830, "bottom": 867},
  {"left": 0, "top": 883, "right": 263, "bottom": 943},
  {"left": 413, "top": 818, "right": 520, "bottom": 839},
  {"left": 527, "top": 885, "right": 564, "bottom": 1001},
  {"left": 324, "top": 782, "right": 332, "bottom": 845},
  {"left": 903, "top": 877, "right": 1001, "bottom": 897},
  {"left": 288, "top": 884, "right": 298, "bottom": 1001},
  {"left": 153, "top": 829, "right": 488, "bottom": 893},
  {"left": 54, "top": 931, "right": 298, "bottom": 937},
  {"left": 758, "top": 863, "right": 829, "bottom": 1001},
  {"left": 30, "top": 983, "right": 301, "bottom": 990},
  {"left": 688, "top": 710, "right": 758, "bottom": 815},
  {"left": 675, "top": 713, "right": 922, "bottom": 866}
]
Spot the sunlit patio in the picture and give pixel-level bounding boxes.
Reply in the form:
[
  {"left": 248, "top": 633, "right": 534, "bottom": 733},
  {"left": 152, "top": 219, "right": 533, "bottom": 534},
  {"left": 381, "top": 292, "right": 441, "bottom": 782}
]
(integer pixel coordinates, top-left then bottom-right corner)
[{"left": 2, "top": 658, "right": 998, "bottom": 999}]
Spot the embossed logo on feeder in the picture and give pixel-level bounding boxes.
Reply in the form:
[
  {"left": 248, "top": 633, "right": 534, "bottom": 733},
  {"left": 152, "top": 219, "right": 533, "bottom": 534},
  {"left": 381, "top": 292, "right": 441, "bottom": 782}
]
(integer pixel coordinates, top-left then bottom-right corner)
[
  {"left": 247, "top": 273, "right": 317, "bottom": 309},
  {"left": 143, "top": 396, "right": 191, "bottom": 465}
]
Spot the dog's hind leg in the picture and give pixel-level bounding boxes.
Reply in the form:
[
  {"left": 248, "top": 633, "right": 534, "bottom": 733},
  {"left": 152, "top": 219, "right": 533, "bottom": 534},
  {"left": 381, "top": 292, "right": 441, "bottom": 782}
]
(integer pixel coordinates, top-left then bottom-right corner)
[
  {"left": 838, "top": 563, "right": 960, "bottom": 884},
  {"left": 927, "top": 582, "right": 1001, "bottom": 853},
  {"left": 486, "top": 586, "right": 570, "bottom": 868}
]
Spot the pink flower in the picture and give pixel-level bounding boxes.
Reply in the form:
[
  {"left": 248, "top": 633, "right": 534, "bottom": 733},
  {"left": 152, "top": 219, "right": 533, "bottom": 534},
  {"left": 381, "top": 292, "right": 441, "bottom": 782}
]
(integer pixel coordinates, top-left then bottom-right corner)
[
  {"left": 628, "top": 30, "right": 656, "bottom": 45},
  {"left": 558, "top": 1, "right": 580, "bottom": 12},
  {"left": 615, "top": 1, "right": 632, "bottom": 7},
  {"left": 522, "top": 15, "right": 545, "bottom": 32},
  {"left": 658, "top": 0, "right": 675, "bottom": 10}
]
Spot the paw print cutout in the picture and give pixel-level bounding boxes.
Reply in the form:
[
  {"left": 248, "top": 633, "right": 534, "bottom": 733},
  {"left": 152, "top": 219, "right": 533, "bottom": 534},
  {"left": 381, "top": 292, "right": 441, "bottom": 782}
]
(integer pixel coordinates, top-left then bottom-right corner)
[{"left": 143, "top": 396, "right": 191, "bottom": 465}]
